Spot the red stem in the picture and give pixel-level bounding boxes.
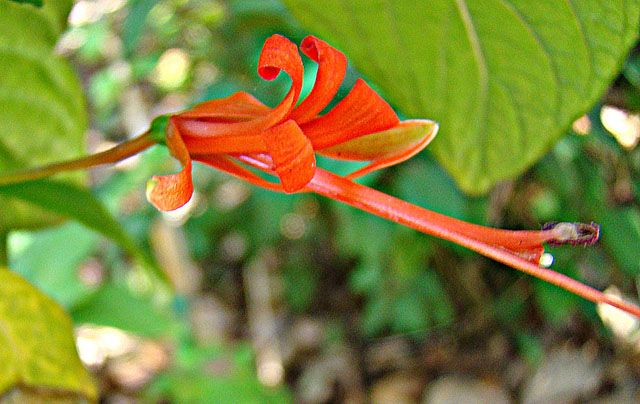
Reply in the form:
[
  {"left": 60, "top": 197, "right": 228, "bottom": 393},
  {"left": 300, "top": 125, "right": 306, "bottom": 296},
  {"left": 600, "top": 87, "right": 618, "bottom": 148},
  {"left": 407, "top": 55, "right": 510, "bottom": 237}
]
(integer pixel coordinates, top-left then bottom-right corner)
[{"left": 307, "top": 168, "right": 640, "bottom": 318}]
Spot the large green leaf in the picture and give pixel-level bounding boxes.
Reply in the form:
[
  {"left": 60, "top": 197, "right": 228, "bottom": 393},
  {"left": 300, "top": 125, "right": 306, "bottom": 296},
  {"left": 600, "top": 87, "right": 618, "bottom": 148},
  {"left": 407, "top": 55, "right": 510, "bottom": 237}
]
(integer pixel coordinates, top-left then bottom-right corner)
[
  {"left": 71, "top": 283, "right": 177, "bottom": 338},
  {"left": 284, "top": 0, "right": 640, "bottom": 194},
  {"left": 0, "top": 179, "right": 168, "bottom": 283},
  {"left": 0, "top": 0, "right": 87, "bottom": 229},
  {"left": 0, "top": 269, "right": 96, "bottom": 400}
]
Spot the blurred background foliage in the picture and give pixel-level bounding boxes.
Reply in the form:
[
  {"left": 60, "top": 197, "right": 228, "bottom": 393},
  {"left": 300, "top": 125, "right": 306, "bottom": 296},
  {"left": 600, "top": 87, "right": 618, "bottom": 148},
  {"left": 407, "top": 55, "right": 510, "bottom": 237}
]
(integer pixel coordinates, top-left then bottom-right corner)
[{"left": 4, "top": 0, "right": 640, "bottom": 402}]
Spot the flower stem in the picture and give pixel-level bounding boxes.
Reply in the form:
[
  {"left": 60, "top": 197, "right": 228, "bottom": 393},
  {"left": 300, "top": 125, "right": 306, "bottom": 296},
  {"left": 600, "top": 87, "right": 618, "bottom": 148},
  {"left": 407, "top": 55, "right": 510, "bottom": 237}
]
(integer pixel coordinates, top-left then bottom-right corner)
[
  {"left": 307, "top": 168, "right": 640, "bottom": 318},
  {"left": 0, "top": 131, "right": 156, "bottom": 186}
]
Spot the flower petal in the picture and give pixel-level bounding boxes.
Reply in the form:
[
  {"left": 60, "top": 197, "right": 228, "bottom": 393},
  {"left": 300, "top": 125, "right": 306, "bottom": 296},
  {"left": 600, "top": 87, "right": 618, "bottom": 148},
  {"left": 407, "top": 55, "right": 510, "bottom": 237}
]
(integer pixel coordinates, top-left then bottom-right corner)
[
  {"left": 177, "top": 92, "right": 269, "bottom": 121},
  {"left": 182, "top": 131, "right": 266, "bottom": 155},
  {"left": 290, "top": 36, "right": 347, "bottom": 124},
  {"left": 258, "top": 34, "right": 304, "bottom": 99},
  {"left": 261, "top": 120, "right": 315, "bottom": 193},
  {"left": 257, "top": 33, "right": 304, "bottom": 119},
  {"left": 146, "top": 118, "right": 194, "bottom": 211},
  {"left": 319, "top": 119, "right": 438, "bottom": 178},
  {"left": 172, "top": 35, "right": 303, "bottom": 146},
  {"left": 302, "top": 79, "right": 400, "bottom": 149}
]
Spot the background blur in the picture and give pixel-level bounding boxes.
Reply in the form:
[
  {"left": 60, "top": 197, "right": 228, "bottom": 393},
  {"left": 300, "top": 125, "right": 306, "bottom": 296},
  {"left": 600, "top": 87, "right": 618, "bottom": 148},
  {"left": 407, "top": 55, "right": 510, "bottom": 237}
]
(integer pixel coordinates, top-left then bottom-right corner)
[{"left": 7, "top": 0, "right": 640, "bottom": 402}]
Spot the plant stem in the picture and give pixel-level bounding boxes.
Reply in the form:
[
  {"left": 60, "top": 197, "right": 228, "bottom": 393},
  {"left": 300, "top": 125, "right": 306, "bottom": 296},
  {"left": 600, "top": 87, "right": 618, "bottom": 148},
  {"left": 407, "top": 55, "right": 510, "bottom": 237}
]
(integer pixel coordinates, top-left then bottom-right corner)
[
  {"left": 0, "top": 131, "right": 156, "bottom": 186},
  {"left": 307, "top": 168, "right": 640, "bottom": 318}
]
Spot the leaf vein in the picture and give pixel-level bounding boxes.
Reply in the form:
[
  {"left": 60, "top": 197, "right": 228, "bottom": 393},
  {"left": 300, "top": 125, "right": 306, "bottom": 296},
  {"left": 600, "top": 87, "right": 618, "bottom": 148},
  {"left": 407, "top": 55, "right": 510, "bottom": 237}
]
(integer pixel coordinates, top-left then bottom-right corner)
[{"left": 453, "top": 0, "right": 490, "bottom": 180}]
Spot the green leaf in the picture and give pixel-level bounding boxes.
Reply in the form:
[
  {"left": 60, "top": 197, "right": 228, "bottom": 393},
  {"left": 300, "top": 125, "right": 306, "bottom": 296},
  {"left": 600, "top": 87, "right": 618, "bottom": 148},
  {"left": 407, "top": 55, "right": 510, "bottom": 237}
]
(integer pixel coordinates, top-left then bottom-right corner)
[
  {"left": 284, "top": 0, "right": 640, "bottom": 194},
  {"left": 0, "top": 269, "right": 97, "bottom": 400},
  {"left": 0, "top": 0, "right": 87, "bottom": 229},
  {"left": 11, "top": 222, "right": 99, "bottom": 308},
  {"left": 146, "top": 343, "right": 292, "bottom": 403},
  {"left": 71, "top": 283, "right": 177, "bottom": 338},
  {"left": 8, "top": 0, "right": 43, "bottom": 6},
  {"left": 0, "top": 179, "right": 168, "bottom": 283},
  {"left": 0, "top": 180, "right": 130, "bottom": 249}
]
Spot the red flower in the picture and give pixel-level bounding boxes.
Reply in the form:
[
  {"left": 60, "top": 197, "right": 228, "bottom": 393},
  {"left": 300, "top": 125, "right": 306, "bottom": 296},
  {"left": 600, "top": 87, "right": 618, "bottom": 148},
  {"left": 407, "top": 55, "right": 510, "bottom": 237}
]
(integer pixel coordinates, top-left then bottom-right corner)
[
  {"left": 146, "top": 34, "right": 640, "bottom": 318},
  {"left": 0, "top": 34, "right": 634, "bottom": 316},
  {"left": 146, "top": 34, "right": 436, "bottom": 210}
]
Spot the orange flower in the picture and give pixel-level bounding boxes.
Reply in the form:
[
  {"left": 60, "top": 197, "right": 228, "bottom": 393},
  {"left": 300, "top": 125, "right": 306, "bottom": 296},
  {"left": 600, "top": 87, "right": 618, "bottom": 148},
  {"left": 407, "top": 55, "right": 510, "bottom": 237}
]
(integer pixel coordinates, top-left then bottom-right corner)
[
  {"left": 146, "top": 34, "right": 436, "bottom": 210},
  {"left": 146, "top": 34, "right": 639, "bottom": 317},
  {"left": 1, "top": 34, "right": 634, "bottom": 316}
]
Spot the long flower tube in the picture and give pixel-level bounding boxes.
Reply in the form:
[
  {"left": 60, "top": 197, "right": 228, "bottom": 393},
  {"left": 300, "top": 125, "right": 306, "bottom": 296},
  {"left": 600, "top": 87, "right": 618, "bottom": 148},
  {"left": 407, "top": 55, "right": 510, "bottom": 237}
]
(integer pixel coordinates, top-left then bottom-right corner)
[
  {"left": 216, "top": 153, "right": 637, "bottom": 316},
  {"left": 307, "top": 169, "right": 640, "bottom": 318}
]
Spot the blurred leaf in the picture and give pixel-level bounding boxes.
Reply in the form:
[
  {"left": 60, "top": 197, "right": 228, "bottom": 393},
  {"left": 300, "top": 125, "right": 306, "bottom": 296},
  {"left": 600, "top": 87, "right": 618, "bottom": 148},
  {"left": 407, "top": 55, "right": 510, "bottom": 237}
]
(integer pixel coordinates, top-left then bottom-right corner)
[
  {"left": 336, "top": 204, "right": 393, "bottom": 257},
  {"left": 89, "top": 65, "right": 127, "bottom": 112},
  {"left": 357, "top": 230, "right": 453, "bottom": 336},
  {"left": 0, "top": 0, "right": 86, "bottom": 229},
  {"left": 420, "top": 270, "right": 456, "bottom": 326},
  {"left": 361, "top": 293, "right": 391, "bottom": 336},
  {"left": 284, "top": 0, "right": 640, "bottom": 194},
  {"left": 581, "top": 160, "right": 640, "bottom": 277},
  {"left": 0, "top": 269, "right": 96, "bottom": 400},
  {"left": 624, "top": 53, "right": 640, "bottom": 90},
  {"left": 0, "top": 179, "right": 127, "bottom": 248},
  {"left": 10, "top": 222, "right": 99, "bottom": 308},
  {"left": 492, "top": 288, "right": 527, "bottom": 323},
  {"left": 123, "top": 0, "right": 157, "bottom": 56},
  {"left": 529, "top": 188, "right": 562, "bottom": 223},
  {"left": 535, "top": 138, "right": 583, "bottom": 209},
  {"left": 534, "top": 279, "right": 579, "bottom": 325},
  {"left": 283, "top": 253, "right": 318, "bottom": 313},
  {"left": 394, "top": 157, "right": 467, "bottom": 220},
  {"left": 71, "top": 283, "right": 176, "bottom": 338},
  {"left": 76, "top": 19, "right": 110, "bottom": 62},
  {"left": 0, "top": 179, "right": 168, "bottom": 285},
  {"left": 515, "top": 332, "right": 544, "bottom": 366},
  {"left": 349, "top": 259, "right": 383, "bottom": 295},
  {"left": 147, "top": 342, "right": 292, "bottom": 403},
  {"left": 1, "top": 178, "right": 146, "bottom": 255},
  {"left": 246, "top": 188, "right": 301, "bottom": 245},
  {"left": 229, "top": 0, "right": 286, "bottom": 16}
]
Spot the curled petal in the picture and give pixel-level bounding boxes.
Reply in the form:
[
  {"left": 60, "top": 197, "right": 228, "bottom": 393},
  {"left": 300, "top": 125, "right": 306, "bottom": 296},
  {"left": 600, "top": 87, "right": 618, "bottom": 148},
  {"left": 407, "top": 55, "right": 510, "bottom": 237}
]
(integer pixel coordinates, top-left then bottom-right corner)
[
  {"left": 258, "top": 34, "right": 304, "bottom": 115},
  {"left": 146, "top": 118, "right": 194, "bottom": 211},
  {"left": 261, "top": 120, "right": 315, "bottom": 193},
  {"left": 177, "top": 92, "right": 269, "bottom": 121},
  {"left": 320, "top": 119, "right": 438, "bottom": 178},
  {"left": 174, "top": 35, "right": 304, "bottom": 142},
  {"left": 302, "top": 79, "right": 400, "bottom": 149},
  {"left": 290, "top": 36, "right": 348, "bottom": 124}
]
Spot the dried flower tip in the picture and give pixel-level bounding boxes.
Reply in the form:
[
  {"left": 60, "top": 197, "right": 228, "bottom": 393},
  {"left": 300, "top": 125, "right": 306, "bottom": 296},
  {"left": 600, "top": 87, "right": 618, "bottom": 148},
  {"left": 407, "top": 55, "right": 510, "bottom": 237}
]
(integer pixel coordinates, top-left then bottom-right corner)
[{"left": 542, "top": 222, "right": 600, "bottom": 246}]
